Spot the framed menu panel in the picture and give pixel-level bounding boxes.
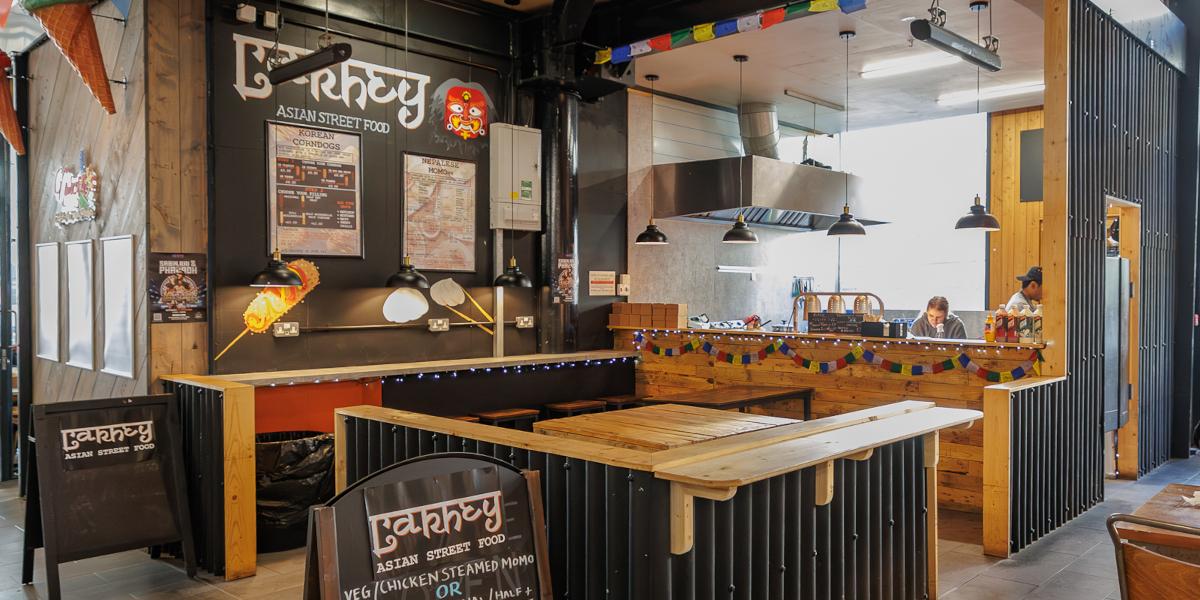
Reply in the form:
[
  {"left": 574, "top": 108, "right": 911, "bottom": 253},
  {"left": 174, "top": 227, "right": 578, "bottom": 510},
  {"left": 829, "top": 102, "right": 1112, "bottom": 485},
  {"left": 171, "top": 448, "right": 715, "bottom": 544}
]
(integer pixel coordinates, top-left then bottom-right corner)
[
  {"left": 64, "top": 240, "right": 94, "bottom": 370},
  {"left": 267, "top": 122, "right": 363, "bottom": 257},
  {"left": 403, "top": 153, "right": 476, "bottom": 272},
  {"left": 100, "top": 236, "right": 134, "bottom": 378},
  {"left": 35, "top": 243, "right": 59, "bottom": 361}
]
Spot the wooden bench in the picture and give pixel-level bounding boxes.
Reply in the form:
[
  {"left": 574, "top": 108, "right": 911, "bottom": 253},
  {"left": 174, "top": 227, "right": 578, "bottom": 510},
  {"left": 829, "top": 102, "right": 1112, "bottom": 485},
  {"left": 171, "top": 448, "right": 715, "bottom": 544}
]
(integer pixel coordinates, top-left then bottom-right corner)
[
  {"left": 643, "top": 385, "right": 813, "bottom": 420},
  {"left": 543, "top": 399, "right": 606, "bottom": 418},
  {"left": 472, "top": 408, "right": 540, "bottom": 431},
  {"left": 599, "top": 394, "right": 643, "bottom": 411}
]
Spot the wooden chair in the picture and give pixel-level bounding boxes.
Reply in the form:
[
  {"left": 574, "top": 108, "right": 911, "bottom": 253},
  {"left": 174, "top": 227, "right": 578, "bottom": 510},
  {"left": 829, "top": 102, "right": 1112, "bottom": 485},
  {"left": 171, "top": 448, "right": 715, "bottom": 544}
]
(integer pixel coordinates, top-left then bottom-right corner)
[
  {"left": 543, "top": 400, "right": 606, "bottom": 419},
  {"left": 1107, "top": 513, "right": 1200, "bottom": 599},
  {"left": 472, "top": 408, "right": 540, "bottom": 432}
]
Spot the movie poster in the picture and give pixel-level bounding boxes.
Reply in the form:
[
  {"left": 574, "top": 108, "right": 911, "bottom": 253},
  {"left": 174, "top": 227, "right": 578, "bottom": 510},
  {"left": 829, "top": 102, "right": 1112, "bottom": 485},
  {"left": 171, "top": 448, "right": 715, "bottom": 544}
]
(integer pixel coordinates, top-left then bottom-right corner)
[{"left": 149, "top": 253, "right": 207, "bottom": 323}]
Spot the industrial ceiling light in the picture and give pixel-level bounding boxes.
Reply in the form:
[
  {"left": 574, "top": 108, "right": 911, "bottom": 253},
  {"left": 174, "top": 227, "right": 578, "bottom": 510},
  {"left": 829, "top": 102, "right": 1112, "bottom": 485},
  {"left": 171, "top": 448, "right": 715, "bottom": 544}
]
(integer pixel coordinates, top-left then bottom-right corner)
[
  {"left": 267, "top": 0, "right": 352, "bottom": 85},
  {"left": 860, "top": 53, "right": 961, "bottom": 79},
  {"left": 386, "top": 255, "right": 431, "bottom": 288},
  {"left": 955, "top": 194, "right": 1001, "bottom": 231},
  {"left": 723, "top": 55, "right": 758, "bottom": 245},
  {"left": 829, "top": 31, "right": 866, "bottom": 237},
  {"left": 635, "top": 74, "right": 669, "bottom": 246},
  {"left": 910, "top": 0, "right": 1001, "bottom": 72},
  {"left": 251, "top": 248, "right": 302, "bottom": 287}
]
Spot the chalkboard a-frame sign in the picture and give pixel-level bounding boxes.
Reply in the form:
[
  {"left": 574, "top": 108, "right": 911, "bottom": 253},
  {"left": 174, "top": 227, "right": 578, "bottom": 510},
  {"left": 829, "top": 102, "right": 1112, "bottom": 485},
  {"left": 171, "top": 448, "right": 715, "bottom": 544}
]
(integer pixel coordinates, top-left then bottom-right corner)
[
  {"left": 303, "top": 454, "right": 552, "bottom": 600},
  {"left": 22, "top": 395, "right": 196, "bottom": 600}
]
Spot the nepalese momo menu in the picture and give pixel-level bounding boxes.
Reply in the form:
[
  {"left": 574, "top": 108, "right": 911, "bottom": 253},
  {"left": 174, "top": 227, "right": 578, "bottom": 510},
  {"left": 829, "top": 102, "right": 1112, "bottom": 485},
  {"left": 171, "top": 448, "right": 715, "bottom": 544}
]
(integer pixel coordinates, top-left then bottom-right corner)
[
  {"left": 359, "top": 466, "right": 540, "bottom": 599},
  {"left": 268, "top": 122, "right": 363, "bottom": 257}
]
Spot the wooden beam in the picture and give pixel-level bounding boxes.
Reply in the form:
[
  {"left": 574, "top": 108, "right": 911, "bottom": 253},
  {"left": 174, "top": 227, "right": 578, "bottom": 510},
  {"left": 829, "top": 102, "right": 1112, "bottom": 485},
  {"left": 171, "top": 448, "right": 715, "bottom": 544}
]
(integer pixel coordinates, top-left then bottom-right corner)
[
  {"left": 814, "top": 461, "right": 835, "bottom": 506},
  {"left": 982, "top": 386, "right": 1013, "bottom": 558},
  {"left": 1040, "top": 0, "right": 1070, "bottom": 376},
  {"left": 924, "top": 431, "right": 940, "bottom": 598},
  {"left": 669, "top": 482, "right": 736, "bottom": 555},
  {"left": 334, "top": 411, "right": 348, "bottom": 493},
  {"left": 221, "top": 382, "right": 257, "bottom": 579},
  {"left": 1115, "top": 204, "right": 1142, "bottom": 479}
]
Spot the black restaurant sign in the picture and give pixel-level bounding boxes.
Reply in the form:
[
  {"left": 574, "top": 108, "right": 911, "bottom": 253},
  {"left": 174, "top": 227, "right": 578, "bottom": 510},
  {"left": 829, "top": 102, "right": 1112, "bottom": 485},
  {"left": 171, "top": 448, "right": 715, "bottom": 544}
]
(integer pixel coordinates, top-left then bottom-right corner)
[{"left": 304, "top": 454, "right": 550, "bottom": 600}]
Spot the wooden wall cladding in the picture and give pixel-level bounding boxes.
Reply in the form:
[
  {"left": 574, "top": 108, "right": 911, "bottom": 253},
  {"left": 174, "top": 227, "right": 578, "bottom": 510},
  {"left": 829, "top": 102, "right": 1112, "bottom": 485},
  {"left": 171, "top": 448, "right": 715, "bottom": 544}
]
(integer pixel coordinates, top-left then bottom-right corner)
[
  {"left": 988, "top": 107, "right": 1045, "bottom": 309},
  {"left": 614, "top": 330, "right": 1037, "bottom": 514},
  {"left": 146, "top": 0, "right": 207, "bottom": 390},
  {"left": 28, "top": 0, "right": 147, "bottom": 404}
]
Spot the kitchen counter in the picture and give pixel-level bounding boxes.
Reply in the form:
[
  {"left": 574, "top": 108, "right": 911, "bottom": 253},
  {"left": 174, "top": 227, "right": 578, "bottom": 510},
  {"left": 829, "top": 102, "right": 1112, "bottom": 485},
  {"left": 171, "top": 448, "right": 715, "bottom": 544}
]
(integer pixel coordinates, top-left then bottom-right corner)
[{"left": 609, "top": 325, "right": 1045, "bottom": 350}]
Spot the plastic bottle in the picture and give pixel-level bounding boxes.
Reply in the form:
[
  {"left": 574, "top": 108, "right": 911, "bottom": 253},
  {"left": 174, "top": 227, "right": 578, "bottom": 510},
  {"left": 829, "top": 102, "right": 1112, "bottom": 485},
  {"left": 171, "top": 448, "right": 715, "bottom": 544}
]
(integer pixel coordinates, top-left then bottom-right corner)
[
  {"left": 1032, "top": 305, "right": 1043, "bottom": 343},
  {"left": 1019, "top": 306, "right": 1035, "bottom": 343},
  {"left": 984, "top": 313, "right": 995, "bottom": 343},
  {"left": 995, "top": 305, "right": 1008, "bottom": 344},
  {"left": 1007, "top": 307, "right": 1020, "bottom": 343}
]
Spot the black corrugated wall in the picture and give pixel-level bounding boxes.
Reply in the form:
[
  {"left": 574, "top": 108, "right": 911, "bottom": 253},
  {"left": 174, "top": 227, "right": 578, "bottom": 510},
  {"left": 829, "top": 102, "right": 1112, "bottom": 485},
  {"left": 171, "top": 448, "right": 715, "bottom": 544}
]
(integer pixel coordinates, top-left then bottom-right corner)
[{"left": 1007, "top": 0, "right": 1180, "bottom": 554}]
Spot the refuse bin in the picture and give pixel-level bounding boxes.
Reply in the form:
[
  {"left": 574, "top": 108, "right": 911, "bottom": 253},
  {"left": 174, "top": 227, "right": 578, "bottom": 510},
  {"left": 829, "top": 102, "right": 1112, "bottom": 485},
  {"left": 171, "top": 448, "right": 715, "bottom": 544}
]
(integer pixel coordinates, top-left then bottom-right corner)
[{"left": 255, "top": 431, "right": 334, "bottom": 553}]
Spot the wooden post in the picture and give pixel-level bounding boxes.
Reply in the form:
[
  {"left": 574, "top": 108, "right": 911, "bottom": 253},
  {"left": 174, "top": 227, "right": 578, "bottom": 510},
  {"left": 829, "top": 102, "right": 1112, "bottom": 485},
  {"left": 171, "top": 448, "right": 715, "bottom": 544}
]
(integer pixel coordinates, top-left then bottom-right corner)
[
  {"left": 982, "top": 387, "right": 1012, "bottom": 558},
  {"left": 1115, "top": 205, "right": 1142, "bottom": 479},
  {"left": 334, "top": 410, "right": 348, "bottom": 493},
  {"left": 222, "top": 383, "right": 257, "bottom": 579},
  {"left": 924, "top": 431, "right": 940, "bottom": 598},
  {"left": 669, "top": 483, "right": 736, "bottom": 555},
  {"left": 1041, "top": 0, "right": 1069, "bottom": 377}
]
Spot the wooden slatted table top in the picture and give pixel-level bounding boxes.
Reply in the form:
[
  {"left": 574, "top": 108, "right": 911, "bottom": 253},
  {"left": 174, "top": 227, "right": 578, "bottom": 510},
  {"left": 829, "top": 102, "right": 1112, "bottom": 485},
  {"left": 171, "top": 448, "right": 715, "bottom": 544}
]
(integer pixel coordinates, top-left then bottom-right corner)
[
  {"left": 533, "top": 404, "right": 798, "bottom": 451},
  {"left": 1115, "top": 483, "right": 1200, "bottom": 551},
  {"left": 641, "top": 385, "right": 811, "bottom": 410}
]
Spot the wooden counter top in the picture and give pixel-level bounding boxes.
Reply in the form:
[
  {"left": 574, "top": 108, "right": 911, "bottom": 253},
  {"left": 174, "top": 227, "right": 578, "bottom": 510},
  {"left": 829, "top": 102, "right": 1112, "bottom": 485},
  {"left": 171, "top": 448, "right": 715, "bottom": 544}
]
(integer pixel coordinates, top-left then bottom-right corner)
[
  {"left": 164, "top": 350, "right": 636, "bottom": 388},
  {"left": 534, "top": 404, "right": 796, "bottom": 451},
  {"left": 609, "top": 325, "right": 1045, "bottom": 350}
]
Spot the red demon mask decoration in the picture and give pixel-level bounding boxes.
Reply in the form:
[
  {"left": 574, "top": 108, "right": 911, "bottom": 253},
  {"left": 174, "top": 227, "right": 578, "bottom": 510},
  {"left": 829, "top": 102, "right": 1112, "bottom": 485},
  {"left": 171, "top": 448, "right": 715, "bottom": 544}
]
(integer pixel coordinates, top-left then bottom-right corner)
[{"left": 444, "top": 86, "right": 488, "bottom": 140}]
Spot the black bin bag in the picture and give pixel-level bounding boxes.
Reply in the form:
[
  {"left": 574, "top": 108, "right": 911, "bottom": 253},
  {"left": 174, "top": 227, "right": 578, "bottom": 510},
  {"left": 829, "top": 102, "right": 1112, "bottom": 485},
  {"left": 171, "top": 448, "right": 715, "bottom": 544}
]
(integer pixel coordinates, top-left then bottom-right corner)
[{"left": 255, "top": 431, "right": 334, "bottom": 552}]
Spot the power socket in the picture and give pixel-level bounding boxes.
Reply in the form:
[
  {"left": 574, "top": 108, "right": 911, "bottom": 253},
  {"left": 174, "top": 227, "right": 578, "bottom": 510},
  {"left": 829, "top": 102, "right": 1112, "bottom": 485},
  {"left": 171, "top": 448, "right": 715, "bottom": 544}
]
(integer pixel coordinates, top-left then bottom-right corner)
[
  {"left": 515, "top": 316, "right": 535, "bottom": 329},
  {"left": 272, "top": 321, "right": 299, "bottom": 337},
  {"left": 428, "top": 318, "right": 450, "bottom": 332}
]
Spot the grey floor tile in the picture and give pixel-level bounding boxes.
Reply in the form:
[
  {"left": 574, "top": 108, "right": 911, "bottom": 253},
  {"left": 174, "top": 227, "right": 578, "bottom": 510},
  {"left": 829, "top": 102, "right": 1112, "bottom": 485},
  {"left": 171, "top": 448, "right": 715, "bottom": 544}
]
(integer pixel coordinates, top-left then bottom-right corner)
[
  {"left": 941, "top": 574, "right": 1038, "bottom": 600},
  {"left": 1026, "top": 568, "right": 1118, "bottom": 599},
  {"left": 984, "top": 550, "right": 1078, "bottom": 586}
]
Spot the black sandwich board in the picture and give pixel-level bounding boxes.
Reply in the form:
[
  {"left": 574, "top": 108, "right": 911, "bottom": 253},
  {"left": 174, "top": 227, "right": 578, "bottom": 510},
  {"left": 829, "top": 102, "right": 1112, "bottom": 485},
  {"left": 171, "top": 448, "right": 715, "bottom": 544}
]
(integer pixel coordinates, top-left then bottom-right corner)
[
  {"left": 22, "top": 395, "right": 196, "bottom": 600},
  {"left": 304, "top": 454, "right": 552, "bottom": 600}
]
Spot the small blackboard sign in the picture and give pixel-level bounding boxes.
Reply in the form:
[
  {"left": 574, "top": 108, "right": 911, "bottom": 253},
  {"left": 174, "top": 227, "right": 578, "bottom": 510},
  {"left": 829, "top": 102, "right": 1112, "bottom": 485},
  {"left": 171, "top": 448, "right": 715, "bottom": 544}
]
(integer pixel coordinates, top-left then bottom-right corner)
[
  {"left": 809, "top": 312, "right": 865, "bottom": 335},
  {"left": 304, "top": 454, "right": 551, "bottom": 600},
  {"left": 22, "top": 395, "right": 195, "bottom": 600}
]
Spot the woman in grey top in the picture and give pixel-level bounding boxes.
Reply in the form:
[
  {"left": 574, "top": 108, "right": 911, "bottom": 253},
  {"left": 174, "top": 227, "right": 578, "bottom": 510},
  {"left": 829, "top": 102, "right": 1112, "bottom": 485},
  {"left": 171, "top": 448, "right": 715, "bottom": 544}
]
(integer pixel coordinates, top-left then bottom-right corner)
[{"left": 909, "top": 296, "right": 967, "bottom": 339}]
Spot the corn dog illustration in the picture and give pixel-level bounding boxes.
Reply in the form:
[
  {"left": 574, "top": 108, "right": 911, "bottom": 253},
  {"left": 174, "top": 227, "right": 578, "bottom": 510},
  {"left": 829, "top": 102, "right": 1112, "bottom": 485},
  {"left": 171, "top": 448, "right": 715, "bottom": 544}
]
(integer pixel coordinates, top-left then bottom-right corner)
[{"left": 214, "top": 259, "right": 320, "bottom": 361}]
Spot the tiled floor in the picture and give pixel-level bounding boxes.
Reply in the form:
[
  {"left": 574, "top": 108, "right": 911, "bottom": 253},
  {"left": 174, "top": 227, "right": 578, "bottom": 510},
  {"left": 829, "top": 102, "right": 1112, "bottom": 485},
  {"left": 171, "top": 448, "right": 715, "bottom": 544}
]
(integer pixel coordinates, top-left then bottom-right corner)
[{"left": 0, "top": 455, "right": 1194, "bottom": 598}]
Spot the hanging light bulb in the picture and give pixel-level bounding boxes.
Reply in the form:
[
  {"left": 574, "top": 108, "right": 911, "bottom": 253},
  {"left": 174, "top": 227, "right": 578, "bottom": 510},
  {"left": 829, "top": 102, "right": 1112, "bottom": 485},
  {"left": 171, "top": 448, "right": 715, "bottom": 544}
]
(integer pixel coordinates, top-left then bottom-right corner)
[
  {"left": 723, "top": 55, "right": 758, "bottom": 245},
  {"left": 955, "top": 4, "right": 1000, "bottom": 232},
  {"left": 955, "top": 194, "right": 1001, "bottom": 230},
  {"left": 635, "top": 74, "right": 669, "bottom": 246},
  {"left": 829, "top": 31, "right": 866, "bottom": 237},
  {"left": 250, "top": 248, "right": 302, "bottom": 287}
]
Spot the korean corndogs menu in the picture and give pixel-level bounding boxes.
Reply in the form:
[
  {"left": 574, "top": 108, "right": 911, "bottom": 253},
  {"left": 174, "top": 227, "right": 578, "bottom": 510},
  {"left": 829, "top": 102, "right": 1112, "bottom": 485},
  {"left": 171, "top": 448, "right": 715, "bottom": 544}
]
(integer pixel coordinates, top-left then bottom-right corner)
[
  {"left": 267, "top": 122, "right": 362, "bottom": 257},
  {"left": 306, "top": 457, "right": 547, "bottom": 600}
]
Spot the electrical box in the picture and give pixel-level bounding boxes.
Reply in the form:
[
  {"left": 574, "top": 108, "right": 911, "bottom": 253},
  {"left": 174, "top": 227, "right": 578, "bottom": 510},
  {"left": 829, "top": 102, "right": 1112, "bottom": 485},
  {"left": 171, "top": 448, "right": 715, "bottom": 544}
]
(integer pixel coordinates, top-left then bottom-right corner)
[{"left": 490, "top": 123, "right": 542, "bottom": 231}]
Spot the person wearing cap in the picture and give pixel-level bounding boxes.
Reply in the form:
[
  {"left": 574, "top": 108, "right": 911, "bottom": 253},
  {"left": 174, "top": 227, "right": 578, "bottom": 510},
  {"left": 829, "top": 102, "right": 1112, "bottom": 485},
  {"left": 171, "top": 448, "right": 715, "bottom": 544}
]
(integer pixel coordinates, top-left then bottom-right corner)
[
  {"left": 909, "top": 296, "right": 967, "bottom": 339},
  {"left": 1007, "top": 266, "right": 1043, "bottom": 312}
]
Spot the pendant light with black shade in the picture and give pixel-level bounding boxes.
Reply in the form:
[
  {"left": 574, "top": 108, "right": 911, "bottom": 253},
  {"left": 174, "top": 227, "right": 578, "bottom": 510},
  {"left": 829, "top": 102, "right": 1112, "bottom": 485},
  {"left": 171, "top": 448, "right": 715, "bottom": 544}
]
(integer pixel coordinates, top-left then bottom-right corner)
[
  {"left": 955, "top": 1, "right": 1001, "bottom": 232},
  {"left": 828, "top": 31, "right": 867, "bottom": 237},
  {"left": 635, "top": 74, "right": 669, "bottom": 246},
  {"left": 386, "top": 0, "right": 431, "bottom": 288},
  {"left": 494, "top": 109, "right": 532, "bottom": 288},
  {"left": 251, "top": 248, "right": 303, "bottom": 287},
  {"left": 723, "top": 55, "right": 758, "bottom": 245}
]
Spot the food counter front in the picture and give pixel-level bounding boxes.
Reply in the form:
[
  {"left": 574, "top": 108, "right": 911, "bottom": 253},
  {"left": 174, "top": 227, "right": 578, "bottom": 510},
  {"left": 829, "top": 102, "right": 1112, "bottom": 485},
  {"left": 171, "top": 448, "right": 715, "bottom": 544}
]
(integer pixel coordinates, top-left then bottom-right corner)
[{"left": 611, "top": 325, "right": 1051, "bottom": 557}]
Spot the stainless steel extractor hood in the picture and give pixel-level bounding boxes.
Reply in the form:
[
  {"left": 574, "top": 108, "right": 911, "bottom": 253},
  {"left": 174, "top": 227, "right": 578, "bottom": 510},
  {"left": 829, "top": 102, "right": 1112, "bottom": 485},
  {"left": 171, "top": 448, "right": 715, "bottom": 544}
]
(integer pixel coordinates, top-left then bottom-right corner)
[{"left": 651, "top": 154, "right": 884, "bottom": 232}]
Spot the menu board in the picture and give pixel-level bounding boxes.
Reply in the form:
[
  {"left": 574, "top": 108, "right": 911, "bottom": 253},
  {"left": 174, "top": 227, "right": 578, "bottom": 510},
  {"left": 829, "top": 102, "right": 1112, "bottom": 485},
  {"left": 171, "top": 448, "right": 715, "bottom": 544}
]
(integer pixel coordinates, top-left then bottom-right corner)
[
  {"left": 404, "top": 154, "right": 476, "bottom": 272},
  {"left": 304, "top": 455, "right": 550, "bottom": 600},
  {"left": 808, "top": 313, "right": 865, "bottom": 335},
  {"left": 267, "top": 122, "right": 363, "bottom": 257}
]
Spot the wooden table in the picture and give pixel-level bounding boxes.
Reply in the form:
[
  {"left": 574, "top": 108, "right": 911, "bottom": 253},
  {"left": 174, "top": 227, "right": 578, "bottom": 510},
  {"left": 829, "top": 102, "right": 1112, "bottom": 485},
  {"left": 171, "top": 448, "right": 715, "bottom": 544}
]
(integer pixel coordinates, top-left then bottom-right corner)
[
  {"left": 532, "top": 403, "right": 798, "bottom": 451},
  {"left": 1115, "top": 483, "right": 1200, "bottom": 552},
  {"left": 643, "top": 384, "right": 813, "bottom": 419}
]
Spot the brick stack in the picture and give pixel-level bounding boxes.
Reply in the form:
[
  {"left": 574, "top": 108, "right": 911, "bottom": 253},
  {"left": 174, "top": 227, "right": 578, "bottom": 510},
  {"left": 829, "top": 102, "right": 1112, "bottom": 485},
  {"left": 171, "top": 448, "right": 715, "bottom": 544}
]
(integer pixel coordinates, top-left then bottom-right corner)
[{"left": 609, "top": 302, "right": 688, "bottom": 329}]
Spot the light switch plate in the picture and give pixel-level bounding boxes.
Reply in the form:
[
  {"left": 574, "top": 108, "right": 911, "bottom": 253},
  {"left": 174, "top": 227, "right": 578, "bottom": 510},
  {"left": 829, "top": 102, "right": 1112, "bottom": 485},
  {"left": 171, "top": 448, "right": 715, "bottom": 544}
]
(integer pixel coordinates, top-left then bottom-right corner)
[
  {"left": 235, "top": 3, "right": 257, "bottom": 24},
  {"left": 515, "top": 315, "right": 535, "bottom": 329},
  {"left": 272, "top": 321, "right": 299, "bottom": 337},
  {"left": 428, "top": 318, "right": 450, "bottom": 332}
]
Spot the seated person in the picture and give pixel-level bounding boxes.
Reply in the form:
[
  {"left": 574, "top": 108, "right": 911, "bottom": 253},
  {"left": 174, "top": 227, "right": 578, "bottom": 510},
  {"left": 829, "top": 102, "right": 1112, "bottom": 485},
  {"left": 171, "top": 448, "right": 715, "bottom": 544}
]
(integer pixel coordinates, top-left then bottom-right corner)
[{"left": 909, "top": 296, "right": 966, "bottom": 339}]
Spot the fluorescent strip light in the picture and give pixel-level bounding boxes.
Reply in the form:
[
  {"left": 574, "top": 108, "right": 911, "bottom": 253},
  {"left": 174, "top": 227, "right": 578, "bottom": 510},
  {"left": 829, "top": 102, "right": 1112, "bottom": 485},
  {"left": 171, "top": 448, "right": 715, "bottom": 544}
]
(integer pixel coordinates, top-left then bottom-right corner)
[
  {"left": 860, "top": 53, "right": 961, "bottom": 79},
  {"left": 937, "top": 82, "right": 1046, "bottom": 106}
]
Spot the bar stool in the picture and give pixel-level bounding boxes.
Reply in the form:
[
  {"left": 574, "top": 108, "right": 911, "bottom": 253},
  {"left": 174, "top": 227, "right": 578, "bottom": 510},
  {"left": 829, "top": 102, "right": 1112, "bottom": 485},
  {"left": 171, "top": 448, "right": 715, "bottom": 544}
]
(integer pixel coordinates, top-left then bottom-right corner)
[
  {"left": 600, "top": 394, "right": 643, "bottom": 411},
  {"left": 543, "top": 399, "right": 606, "bottom": 419},
  {"left": 450, "top": 415, "right": 480, "bottom": 423},
  {"left": 472, "top": 408, "right": 540, "bottom": 432}
]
